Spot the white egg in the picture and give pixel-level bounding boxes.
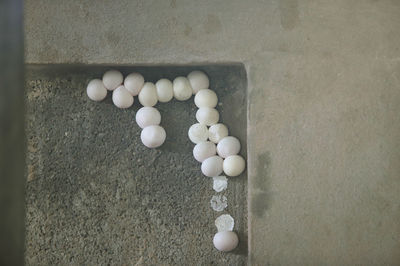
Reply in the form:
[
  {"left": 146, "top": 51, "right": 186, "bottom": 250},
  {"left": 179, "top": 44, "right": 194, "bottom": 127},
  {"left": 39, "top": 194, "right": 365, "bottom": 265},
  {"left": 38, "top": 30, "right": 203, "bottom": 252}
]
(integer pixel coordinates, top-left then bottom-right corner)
[
  {"left": 194, "top": 89, "right": 218, "bottom": 108},
  {"left": 124, "top": 72, "right": 144, "bottom": 96},
  {"left": 86, "top": 79, "right": 107, "bottom": 101},
  {"left": 140, "top": 125, "right": 166, "bottom": 148},
  {"left": 223, "top": 155, "right": 245, "bottom": 177},
  {"left": 103, "top": 69, "right": 123, "bottom": 91},
  {"left": 138, "top": 82, "right": 158, "bottom": 107},
  {"left": 112, "top": 85, "right": 134, "bottom": 108},
  {"left": 196, "top": 107, "right": 219, "bottom": 126},
  {"left": 217, "top": 136, "right": 241, "bottom": 158},
  {"left": 187, "top": 70, "right": 209, "bottom": 94},
  {"left": 201, "top": 156, "right": 223, "bottom": 177},
  {"left": 135, "top": 107, "right": 161, "bottom": 129},
  {"left": 188, "top": 123, "right": 208, "bottom": 144},
  {"left": 173, "top": 77, "right": 193, "bottom": 101},
  {"left": 213, "top": 231, "right": 239, "bottom": 252},
  {"left": 209, "top": 124, "right": 229, "bottom": 144},
  {"left": 156, "top": 79, "right": 173, "bottom": 102},
  {"left": 193, "top": 141, "right": 216, "bottom": 162}
]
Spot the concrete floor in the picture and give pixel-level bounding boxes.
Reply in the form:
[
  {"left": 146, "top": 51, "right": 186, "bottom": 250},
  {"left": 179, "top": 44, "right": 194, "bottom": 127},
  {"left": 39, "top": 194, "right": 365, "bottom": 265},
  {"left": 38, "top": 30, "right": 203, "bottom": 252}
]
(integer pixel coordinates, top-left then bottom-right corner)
[{"left": 25, "top": 0, "right": 400, "bottom": 265}]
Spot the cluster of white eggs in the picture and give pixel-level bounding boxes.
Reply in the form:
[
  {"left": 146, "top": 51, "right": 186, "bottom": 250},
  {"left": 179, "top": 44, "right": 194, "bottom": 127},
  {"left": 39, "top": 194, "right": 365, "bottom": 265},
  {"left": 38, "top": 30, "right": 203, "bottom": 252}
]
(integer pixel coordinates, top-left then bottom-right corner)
[{"left": 86, "top": 69, "right": 243, "bottom": 252}]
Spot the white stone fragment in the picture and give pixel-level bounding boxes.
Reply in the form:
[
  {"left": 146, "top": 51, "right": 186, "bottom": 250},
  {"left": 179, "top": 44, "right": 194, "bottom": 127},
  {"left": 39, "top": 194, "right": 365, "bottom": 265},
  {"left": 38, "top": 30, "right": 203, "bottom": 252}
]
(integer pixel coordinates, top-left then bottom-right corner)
[
  {"left": 210, "top": 195, "right": 227, "bottom": 212},
  {"left": 215, "top": 214, "right": 234, "bottom": 232},
  {"left": 138, "top": 82, "right": 158, "bottom": 107},
  {"left": 112, "top": 85, "right": 134, "bottom": 108},
  {"left": 213, "top": 176, "right": 228, "bottom": 192},
  {"left": 86, "top": 79, "right": 107, "bottom": 101},
  {"left": 223, "top": 155, "right": 246, "bottom": 177},
  {"left": 135, "top": 107, "right": 161, "bottom": 129},
  {"left": 188, "top": 123, "right": 208, "bottom": 144},
  {"left": 124, "top": 72, "right": 144, "bottom": 96},
  {"left": 187, "top": 70, "right": 209, "bottom": 94},
  {"left": 103, "top": 69, "right": 123, "bottom": 91},
  {"left": 155, "top": 78, "right": 173, "bottom": 102},
  {"left": 173, "top": 76, "right": 193, "bottom": 101},
  {"left": 213, "top": 231, "right": 239, "bottom": 252},
  {"left": 196, "top": 107, "right": 219, "bottom": 126},
  {"left": 201, "top": 156, "right": 223, "bottom": 177},
  {"left": 209, "top": 124, "right": 229, "bottom": 144},
  {"left": 217, "top": 136, "right": 241, "bottom": 158},
  {"left": 194, "top": 89, "right": 218, "bottom": 108},
  {"left": 140, "top": 125, "right": 166, "bottom": 148},
  {"left": 193, "top": 141, "right": 216, "bottom": 163}
]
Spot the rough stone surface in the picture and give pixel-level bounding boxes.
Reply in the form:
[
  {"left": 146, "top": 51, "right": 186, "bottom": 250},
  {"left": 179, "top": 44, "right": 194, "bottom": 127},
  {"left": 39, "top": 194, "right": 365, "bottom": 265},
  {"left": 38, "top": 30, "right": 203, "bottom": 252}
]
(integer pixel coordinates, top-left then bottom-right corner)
[
  {"left": 25, "top": 0, "right": 400, "bottom": 265},
  {"left": 25, "top": 65, "right": 247, "bottom": 265}
]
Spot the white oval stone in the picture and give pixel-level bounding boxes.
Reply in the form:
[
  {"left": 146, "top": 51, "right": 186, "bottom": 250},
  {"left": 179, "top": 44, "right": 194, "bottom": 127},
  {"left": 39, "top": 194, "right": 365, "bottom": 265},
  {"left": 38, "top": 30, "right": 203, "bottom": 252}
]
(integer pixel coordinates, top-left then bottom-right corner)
[
  {"left": 213, "top": 231, "right": 239, "bottom": 252},
  {"left": 196, "top": 107, "right": 219, "bottom": 126},
  {"left": 188, "top": 123, "right": 208, "bottom": 144},
  {"left": 135, "top": 107, "right": 161, "bottom": 129},
  {"left": 209, "top": 124, "right": 229, "bottom": 144},
  {"left": 173, "top": 77, "right": 193, "bottom": 101},
  {"left": 187, "top": 70, "right": 209, "bottom": 94},
  {"left": 112, "top": 85, "right": 134, "bottom": 108},
  {"left": 103, "top": 69, "right": 123, "bottom": 91},
  {"left": 217, "top": 136, "right": 240, "bottom": 158},
  {"left": 124, "top": 72, "right": 144, "bottom": 96},
  {"left": 156, "top": 78, "right": 173, "bottom": 102},
  {"left": 223, "top": 155, "right": 245, "bottom": 176},
  {"left": 193, "top": 141, "right": 216, "bottom": 162},
  {"left": 201, "top": 156, "right": 223, "bottom": 177},
  {"left": 140, "top": 125, "right": 166, "bottom": 148},
  {"left": 138, "top": 82, "right": 158, "bottom": 107},
  {"left": 86, "top": 79, "right": 107, "bottom": 101},
  {"left": 194, "top": 89, "right": 218, "bottom": 108}
]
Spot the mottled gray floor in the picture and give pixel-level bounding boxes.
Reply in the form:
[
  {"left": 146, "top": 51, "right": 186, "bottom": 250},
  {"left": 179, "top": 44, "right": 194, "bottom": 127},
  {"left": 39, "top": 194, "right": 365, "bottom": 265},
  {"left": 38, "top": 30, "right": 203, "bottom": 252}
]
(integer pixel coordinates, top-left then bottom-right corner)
[{"left": 25, "top": 65, "right": 247, "bottom": 265}]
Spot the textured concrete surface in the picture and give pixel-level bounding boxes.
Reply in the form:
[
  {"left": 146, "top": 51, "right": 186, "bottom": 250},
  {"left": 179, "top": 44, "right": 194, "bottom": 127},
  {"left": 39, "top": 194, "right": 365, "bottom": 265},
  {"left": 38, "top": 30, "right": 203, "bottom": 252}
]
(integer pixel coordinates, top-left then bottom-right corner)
[
  {"left": 25, "top": 0, "right": 400, "bottom": 265},
  {"left": 25, "top": 65, "right": 247, "bottom": 265},
  {"left": 0, "top": 0, "right": 25, "bottom": 265}
]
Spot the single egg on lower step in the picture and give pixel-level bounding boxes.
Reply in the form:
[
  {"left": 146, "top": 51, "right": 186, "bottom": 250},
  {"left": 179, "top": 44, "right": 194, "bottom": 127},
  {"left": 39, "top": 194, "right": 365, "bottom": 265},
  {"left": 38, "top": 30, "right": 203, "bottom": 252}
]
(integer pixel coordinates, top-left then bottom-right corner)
[
  {"left": 156, "top": 79, "right": 173, "bottom": 103},
  {"left": 193, "top": 141, "right": 216, "bottom": 162},
  {"left": 86, "top": 79, "right": 107, "bottom": 101},
  {"left": 188, "top": 123, "right": 208, "bottom": 144},
  {"left": 103, "top": 69, "right": 123, "bottom": 91},
  {"left": 208, "top": 123, "right": 228, "bottom": 144},
  {"left": 201, "top": 155, "right": 223, "bottom": 177},
  {"left": 124, "top": 72, "right": 144, "bottom": 96},
  {"left": 112, "top": 85, "right": 134, "bottom": 108},
  {"left": 196, "top": 107, "right": 219, "bottom": 126},
  {"left": 173, "top": 77, "right": 193, "bottom": 101},
  {"left": 139, "top": 82, "right": 158, "bottom": 107},
  {"left": 213, "top": 231, "right": 239, "bottom": 252},
  {"left": 187, "top": 70, "right": 209, "bottom": 94},
  {"left": 140, "top": 125, "right": 166, "bottom": 148},
  {"left": 223, "top": 155, "right": 245, "bottom": 176},
  {"left": 135, "top": 107, "right": 161, "bottom": 129},
  {"left": 217, "top": 136, "right": 240, "bottom": 158},
  {"left": 194, "top": 89, "right": 218, "bottom": 108}
]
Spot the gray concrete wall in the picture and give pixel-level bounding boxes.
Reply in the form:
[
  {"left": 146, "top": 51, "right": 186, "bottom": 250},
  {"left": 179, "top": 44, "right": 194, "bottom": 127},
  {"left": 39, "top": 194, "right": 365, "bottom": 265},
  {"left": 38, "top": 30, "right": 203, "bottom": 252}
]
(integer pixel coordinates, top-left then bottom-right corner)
[{"left": 25, "top": 0, "right": 400, "bottom": 265}]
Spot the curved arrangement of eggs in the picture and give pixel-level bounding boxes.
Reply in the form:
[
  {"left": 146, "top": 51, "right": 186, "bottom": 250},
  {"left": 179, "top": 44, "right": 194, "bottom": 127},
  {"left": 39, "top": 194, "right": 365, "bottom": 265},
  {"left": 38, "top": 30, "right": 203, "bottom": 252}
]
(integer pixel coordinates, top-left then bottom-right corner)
[{"left": 86, "top": 69, "right": 245, "bottom": 252}]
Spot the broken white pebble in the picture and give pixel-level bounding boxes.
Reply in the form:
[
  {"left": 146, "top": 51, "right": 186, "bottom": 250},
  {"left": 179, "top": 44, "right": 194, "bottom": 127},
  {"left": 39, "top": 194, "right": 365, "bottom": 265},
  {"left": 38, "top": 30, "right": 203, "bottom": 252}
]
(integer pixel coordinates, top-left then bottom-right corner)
[
  {"left": 217, "top": 136, "right": 241, "bottom": 158},
  {"left": 210, "top": 195, "right": 227, "bottom": 212},
  {"left": 140, "top": 125, "right": 166, "bottom": 148},
  {"left": 223, "top": 155, "right": 245, "bottom": 177},
  {"left": 213, "top": 176, "right": 228, "bottom": 192},
  {"left": 213, "top": 231, "right": 239, "bottom": 252},
  {"left": 194, "top": 89, "right": 218, "bottom": 108},
  {"left": 201, "top": 156, "right": 223, "bottom": 177},
  {"left": 155, "top": 79, "right": 173, "bottom": 102},
  {"left": 124, "top": 72, "right": 144, "bottom": 96},
  {"left": 196, "top": 107, "right": 219, "bottom": 126},
  {"left": 188, "top": 123, "right": 208, "bottom": 144},
  {"left": 215, "top": 214, "right": 234, "bottom": 232},
  {"left": 138, "top": 82, "right": 158, "bottom": 107},
  {"left": 193, "top": 141, "right": 216, "bottom": 162},
  {"left": 103, "top": 70, "right": 123, "bottom": 91},
  {"left": 187, "top": 70, "right": 209, "bottom": 94},
  {"left": 209, "top": 124, "right": 229, "bottom": 144},
  {"left": 112, "top": 85, "right": 134, "bottom": 108},
  {"left": 86, "top": 79, "right": 107, "bottom": 101},
  {"left": 173, "top": 76, "right": 193, "bottom": 101},
  {"left": 135, "top": 107, "right": 161, "bottom": 129}
]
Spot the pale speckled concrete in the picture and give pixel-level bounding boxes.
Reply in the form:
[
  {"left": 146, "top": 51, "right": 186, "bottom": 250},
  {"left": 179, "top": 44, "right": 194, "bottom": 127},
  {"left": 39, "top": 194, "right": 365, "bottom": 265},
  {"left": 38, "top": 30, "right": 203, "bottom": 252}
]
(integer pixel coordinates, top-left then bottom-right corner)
[{"left": 25, "top": 0, "right": 400, "bottom": 265}]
